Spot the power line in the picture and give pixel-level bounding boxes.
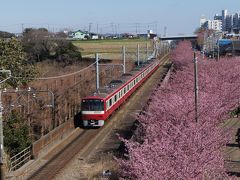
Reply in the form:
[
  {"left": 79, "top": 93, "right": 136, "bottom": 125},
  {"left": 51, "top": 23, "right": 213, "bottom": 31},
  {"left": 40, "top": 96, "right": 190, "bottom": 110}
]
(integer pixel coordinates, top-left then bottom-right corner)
[{"left": 13, "top": 62, "right": 96, "bottom": 80}]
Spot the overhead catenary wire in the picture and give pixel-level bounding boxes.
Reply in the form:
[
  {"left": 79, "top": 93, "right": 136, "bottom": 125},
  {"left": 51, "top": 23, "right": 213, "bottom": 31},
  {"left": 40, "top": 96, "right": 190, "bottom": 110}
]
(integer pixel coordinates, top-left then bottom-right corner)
[{"left": 13, "top": 61, "right": 97, "bottom": 80}]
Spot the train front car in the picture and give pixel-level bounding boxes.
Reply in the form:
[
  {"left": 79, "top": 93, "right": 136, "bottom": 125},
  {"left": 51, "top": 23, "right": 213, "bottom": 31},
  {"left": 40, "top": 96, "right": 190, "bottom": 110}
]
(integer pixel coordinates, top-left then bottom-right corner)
[{"left": 81, "top": 97, "right": 106, "bottom": 127}]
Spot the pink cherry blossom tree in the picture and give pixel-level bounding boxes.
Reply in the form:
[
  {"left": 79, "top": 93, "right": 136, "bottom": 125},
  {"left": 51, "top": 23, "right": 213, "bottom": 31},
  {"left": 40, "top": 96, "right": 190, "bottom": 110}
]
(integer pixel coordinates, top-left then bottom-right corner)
[{"left": 118, "top": 41, "right": 240, "bottom": 179}]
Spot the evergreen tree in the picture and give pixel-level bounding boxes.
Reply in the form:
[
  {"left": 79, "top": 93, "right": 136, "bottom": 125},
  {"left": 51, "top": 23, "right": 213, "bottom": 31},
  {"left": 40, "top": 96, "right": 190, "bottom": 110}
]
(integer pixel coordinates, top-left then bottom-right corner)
[
  {"left": 3, "top": 112, "right": 31, "bottom": 157},
  {"left": 0, "top": 38, "right": 38, "bottom": 87}
]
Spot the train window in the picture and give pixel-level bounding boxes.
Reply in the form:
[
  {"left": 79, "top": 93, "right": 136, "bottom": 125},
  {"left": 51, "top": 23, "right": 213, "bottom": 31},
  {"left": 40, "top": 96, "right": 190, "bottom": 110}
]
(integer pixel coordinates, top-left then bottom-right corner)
[
  {"left": 82, "top": 99, "right": 104, "bottom": 111},
  {"left": 127, "top": 85, "right": 129, "bottom": 91},
  {"left": 124, "top": 87, "right": 126, "bottom": 94},
  {"left": 109, "top": 99, "right": 112, "bottom": 107},
  {"left": 114, "top": 95, "right": 117, "bottom": 102},
  {"left": 106, "top": 100, "right": 109, "bottom": 110}
]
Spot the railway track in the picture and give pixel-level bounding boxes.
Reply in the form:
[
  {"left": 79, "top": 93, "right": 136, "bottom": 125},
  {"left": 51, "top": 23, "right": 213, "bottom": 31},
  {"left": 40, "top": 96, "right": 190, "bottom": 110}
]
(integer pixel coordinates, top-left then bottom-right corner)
[{"left": 27, "top": 54, "right": 171, "bottom": 180}]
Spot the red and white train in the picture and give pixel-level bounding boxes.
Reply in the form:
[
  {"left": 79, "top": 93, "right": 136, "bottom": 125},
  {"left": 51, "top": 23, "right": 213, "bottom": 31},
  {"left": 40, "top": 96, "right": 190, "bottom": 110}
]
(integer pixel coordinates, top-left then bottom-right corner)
[{"left": 81, "top": 57, "right": 161, "bottom": 127}]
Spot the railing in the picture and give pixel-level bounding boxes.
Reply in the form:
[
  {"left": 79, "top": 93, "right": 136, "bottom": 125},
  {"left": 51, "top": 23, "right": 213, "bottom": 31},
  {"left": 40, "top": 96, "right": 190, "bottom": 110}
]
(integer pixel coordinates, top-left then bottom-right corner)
[{"left": 9, "top": 146, "right": 32, "bottom": 171}]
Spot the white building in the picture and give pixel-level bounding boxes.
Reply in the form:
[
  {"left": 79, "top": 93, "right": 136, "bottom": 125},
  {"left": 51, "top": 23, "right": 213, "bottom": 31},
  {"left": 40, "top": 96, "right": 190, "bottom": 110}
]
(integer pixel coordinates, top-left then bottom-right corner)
[
  {"left": 200, "top": 10, "right": 240, "bottom": 33},
  {"left": 211, "top": 20, "right": 222, "bottom": 31},
  {"left": 202, "top": 20, "right": 222, "bottom": 31}
]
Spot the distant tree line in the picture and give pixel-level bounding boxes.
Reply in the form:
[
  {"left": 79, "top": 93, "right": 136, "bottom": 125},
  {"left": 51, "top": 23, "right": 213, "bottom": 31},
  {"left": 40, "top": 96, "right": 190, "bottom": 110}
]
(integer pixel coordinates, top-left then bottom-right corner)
[
  {"left": 0, "top": 31, "right": 15, "bottom": 38},
  {"left": 22, "top": 28, "right": 82, "bottom": 66},
  {"left": 0, "top": 28, "right": 82, "bottom": 67}
]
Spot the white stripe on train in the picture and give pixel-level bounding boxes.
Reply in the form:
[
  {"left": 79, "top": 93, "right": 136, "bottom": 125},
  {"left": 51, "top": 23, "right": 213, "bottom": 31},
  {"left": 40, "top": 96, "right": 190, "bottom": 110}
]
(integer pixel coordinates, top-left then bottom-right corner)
[{"left": 81, "top": 111, "right": 105, "bottom": 115}]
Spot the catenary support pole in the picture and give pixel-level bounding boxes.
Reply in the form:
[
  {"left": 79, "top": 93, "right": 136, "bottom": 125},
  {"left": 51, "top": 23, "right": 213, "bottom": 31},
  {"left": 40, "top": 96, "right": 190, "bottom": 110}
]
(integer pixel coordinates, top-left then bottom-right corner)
[
  {"left": 137, "top": 44, "right": 140, "bottom": 66},
  {"left": 96, "top": 53, "right": 99, "bottom": 91},
  {"left": 194, "top": 51, "right": 199, "bottom": 123},
  {"left": 146, "top": 43, "right": 149, "bottom": 58},
  {"left": 122, "top": 46, "right": 126, "bottom": 73},
  {"left": 0, "top": 70, "right": 11, "bottom": 180},
  {"left": 0, "top": 86, "right": 4, "bottom": 180}
]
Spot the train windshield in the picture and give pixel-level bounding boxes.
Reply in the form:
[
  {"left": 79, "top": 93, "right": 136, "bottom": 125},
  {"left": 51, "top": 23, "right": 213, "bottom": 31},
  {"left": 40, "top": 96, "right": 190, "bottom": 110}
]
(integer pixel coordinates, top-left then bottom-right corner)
[{"left": 81, "top": 99, "right": 104, "bottom": 111}]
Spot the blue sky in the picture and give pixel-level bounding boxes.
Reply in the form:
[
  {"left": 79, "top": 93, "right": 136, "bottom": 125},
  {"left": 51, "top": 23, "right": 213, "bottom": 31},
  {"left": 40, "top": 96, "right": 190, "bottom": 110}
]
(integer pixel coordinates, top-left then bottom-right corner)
[{"left": 0, "top": 0, "right": 239, "bottom": 35}]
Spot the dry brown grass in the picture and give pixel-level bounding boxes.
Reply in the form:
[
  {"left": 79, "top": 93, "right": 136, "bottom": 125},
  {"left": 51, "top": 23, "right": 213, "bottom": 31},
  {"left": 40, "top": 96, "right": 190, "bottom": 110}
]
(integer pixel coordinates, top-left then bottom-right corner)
[
  {"left": 4, "top": 39, "right": 153, "bottom": 139},
  {"left": 85, "top": 155, "right": 119, "bottom": 180},
  {"left": 52, "top": 153, "right": 119, "bottom": 180},
  {"left": 36, "top": 59, "right": 94, "bottom": 77},
  {"left": 73, "top": 39, "right": 153, "bottom": 56}
]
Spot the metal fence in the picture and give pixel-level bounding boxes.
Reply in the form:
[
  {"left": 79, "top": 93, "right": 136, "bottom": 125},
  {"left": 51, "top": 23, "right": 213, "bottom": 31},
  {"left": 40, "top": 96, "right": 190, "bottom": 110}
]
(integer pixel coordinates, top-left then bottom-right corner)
[{"left": 9, "top": 146, "right": 32, "bottom": 172}]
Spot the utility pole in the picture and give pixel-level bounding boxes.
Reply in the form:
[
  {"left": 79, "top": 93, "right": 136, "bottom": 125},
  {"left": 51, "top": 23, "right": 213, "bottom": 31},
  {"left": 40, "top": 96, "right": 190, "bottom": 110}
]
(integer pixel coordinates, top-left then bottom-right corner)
[
  {"left": 164, "top": 26, "right": 167, "bottom": 37},
  {"left": 0, "top": 70, "right": 11, "bottom": 180},
  {"left": 194, "top": 52, "right": 199, "bottom": 123},
  {"left": 115, "top": 24, "right": 117, "bottom": 35},
  {"left": 111, "top": 23, "right": 114, "bottom": 35},
  {"left": 21, "top": 23, "right": 24, "bottom": 33},
  {"left": 88, "top": 23, "right": 92, "bottom": 33}
]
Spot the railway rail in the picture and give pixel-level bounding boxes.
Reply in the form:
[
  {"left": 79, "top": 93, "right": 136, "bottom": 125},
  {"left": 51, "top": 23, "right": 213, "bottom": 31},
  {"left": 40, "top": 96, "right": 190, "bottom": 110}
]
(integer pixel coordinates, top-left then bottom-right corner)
[{"left": 26, "top": 54, "right": 170, "bottom": 180}]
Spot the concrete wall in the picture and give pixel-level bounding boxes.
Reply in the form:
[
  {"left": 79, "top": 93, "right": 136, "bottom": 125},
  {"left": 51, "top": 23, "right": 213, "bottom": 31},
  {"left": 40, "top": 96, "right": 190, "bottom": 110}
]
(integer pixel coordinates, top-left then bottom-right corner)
[{"left": 32, "top": 119, "right": 75, "bottom": 158}]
